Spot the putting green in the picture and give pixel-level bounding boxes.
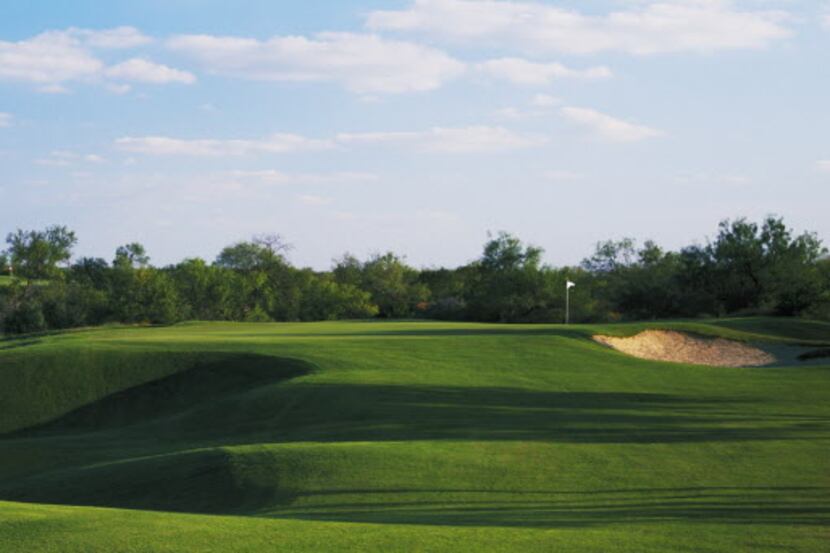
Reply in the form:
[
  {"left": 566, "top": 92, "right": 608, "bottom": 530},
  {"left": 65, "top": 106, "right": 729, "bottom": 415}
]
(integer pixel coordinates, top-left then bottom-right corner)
[{"left": 1, "top": 318, "right": 828, "bottom": 552}]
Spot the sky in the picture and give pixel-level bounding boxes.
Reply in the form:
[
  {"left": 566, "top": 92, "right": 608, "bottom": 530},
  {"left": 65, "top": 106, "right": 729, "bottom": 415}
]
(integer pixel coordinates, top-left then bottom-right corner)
[{"left": 1, "top": 0, "right": 829, "bottom": 270}]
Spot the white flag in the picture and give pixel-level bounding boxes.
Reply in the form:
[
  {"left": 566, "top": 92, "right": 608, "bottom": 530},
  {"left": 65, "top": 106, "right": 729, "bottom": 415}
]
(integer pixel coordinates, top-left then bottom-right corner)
[{"left": 566, "top": 280, "right": 576, "bottom": 289}]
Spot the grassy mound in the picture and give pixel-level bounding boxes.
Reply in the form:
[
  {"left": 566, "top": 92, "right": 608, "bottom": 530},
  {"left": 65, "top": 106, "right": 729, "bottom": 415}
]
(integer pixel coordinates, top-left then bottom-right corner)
[
  {"left": 1, "top": 318, "right": 828, "bottom": 552},
  {"left": 15, "top": 354, "right": 310, "bottom": 436},
  {"left": 0, "top": 348, "right": 309, "bottom": 435}
]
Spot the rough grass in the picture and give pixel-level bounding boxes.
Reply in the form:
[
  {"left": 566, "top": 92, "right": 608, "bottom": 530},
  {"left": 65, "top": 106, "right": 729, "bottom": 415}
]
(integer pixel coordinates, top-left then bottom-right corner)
[
  {"left": 0, "top": 275, "right": 49, "bottom": 288},
  {"left": 1, "top": 317, "right": 829, "bottom": 552}
]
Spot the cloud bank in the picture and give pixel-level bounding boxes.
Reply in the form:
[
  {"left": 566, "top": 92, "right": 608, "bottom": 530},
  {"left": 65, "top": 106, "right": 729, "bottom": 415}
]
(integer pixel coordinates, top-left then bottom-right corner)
[{"left": 367, "top": 0, "right": 791, "bottom": 55}]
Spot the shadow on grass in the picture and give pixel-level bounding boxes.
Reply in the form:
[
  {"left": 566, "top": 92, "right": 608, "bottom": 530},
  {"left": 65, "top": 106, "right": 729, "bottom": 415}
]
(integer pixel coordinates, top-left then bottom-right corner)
[
  {"left": 266, "top": 486, "right": 830, "bottom": 528},
  {"left": 22, "top": 377, "right": 826, "bottom": 446},
  {"left": 0, "top": 339, "right": 42, "bottom": 351},
  {"left": 2, "top": 361, "right": 829, "bottom": 526},
  {"left": 8, "top": 354, "right": 313, "bottom": 437},
  {"left": 224, "top": 383, "right": 829, "bottom": 445}
]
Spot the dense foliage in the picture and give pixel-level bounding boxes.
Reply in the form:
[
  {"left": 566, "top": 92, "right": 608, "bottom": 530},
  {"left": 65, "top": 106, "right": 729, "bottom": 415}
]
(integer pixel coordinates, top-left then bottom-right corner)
[{"left": 1, "top": 217, "right": 828, "bottom": 333}]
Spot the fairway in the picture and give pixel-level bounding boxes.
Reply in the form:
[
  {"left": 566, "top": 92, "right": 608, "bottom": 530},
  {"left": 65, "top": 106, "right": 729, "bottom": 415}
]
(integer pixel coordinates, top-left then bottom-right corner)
[{"left": 1, "top": 318, "right": 829, "bottom": 552}]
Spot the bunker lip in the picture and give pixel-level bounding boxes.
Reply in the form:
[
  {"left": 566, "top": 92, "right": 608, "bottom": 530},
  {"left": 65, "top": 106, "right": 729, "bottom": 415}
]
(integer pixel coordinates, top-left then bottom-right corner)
[{"left": 593, "top": 330, "right": 776, "bottom": 367}]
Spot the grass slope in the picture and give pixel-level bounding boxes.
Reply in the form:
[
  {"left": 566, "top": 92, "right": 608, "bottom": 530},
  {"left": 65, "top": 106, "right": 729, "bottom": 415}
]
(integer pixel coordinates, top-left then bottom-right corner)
[{"left": 1, "top": 317, "right": 828, "bottom": 552}]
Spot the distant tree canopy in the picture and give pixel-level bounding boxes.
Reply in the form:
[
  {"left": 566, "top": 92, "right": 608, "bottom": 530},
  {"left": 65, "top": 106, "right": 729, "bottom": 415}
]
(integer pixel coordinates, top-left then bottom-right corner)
[
  {"left": 1, "top": 216, "right": 828, "bottom": 334},
  {"left": 5, "top": 225, "right": 77, "bottom": 281},
  {"left": 114, "top": 243, "right": 150, "bottom": 269},
  {"left": 334, "top": 252, "right": 428, "bottom": 318}
]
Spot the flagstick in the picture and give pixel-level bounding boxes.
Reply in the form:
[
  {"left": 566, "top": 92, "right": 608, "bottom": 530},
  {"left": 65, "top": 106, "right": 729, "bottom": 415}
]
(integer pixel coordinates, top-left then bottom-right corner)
[
  {"left": 565, "top": 283, "right": 570, "bottom": 325},
  {"left": 565, "top": 280, "right": 575, "bottom": 324}
]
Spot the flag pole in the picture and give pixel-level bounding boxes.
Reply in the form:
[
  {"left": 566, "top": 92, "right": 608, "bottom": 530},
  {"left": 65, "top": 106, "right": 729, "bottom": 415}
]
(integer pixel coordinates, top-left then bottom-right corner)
[
  {"left": 565, "top": 282, "right": 570, "bottom": 325},
  {"left": 565, "top": 280, "right": 575, "bottom": 324}
]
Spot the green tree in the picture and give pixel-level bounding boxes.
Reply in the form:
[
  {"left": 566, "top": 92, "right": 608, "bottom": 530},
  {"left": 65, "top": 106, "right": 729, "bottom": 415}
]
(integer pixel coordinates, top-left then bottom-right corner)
[
  {"left": 170, "top": 258, "right": 234, "bottom": 320},
  {"left": 335, "top": 253, "right": 428, "bottom": 318},
  {"left": 215, "top": 235, "right": 289, "bottom": 271},
  {"left": 298, "top": 272, "right": 378, "bottom": 320},
  {"left": 109, "top": 244, "right": 181, "bottom": 324},
  {"left": 331, "top": 254, "right": 363, "bottom": 287},
  {"left": 1, "top": 291, "right": 46, "bottom": 334},
  {"left": 708, "top": 216, "right": 826, "bottom": 314},
  {"left": 114, "top": 243, "right": 150, "bottom": 269},
  {"left": 215, "top": 237, "right": 300, "bottom": 321},
  {"left": 581, "top": 238, "right": 636, "bottom": 274},
  {"left": 466, "top": 232, "right": 549, "bottom": 322},
  {"left": 582, "top": 240, "right": 688, "bottom": 320},
  {"left": 5, "top": 225, "right": 77, "bottom": 281}
]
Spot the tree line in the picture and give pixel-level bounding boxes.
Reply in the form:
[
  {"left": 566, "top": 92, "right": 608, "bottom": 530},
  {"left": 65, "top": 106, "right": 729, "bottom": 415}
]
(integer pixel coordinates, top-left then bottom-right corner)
[{"left": 1, "top": 216, "right": 828, "bottom": 334}]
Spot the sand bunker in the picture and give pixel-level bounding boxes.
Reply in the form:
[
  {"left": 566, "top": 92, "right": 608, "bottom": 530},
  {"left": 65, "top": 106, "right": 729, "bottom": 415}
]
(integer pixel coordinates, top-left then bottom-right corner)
[{"left": 593, "top": 330, "right": 776, "bottom": 367}]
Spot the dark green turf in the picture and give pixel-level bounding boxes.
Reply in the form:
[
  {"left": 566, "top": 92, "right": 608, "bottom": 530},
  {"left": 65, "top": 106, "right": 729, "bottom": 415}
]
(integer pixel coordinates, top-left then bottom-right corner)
[{"left": 1, "top": 318, "right": 828, "bottom": 551}]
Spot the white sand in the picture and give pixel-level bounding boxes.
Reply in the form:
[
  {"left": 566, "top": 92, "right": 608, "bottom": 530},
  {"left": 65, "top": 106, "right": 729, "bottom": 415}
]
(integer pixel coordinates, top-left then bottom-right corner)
[{"left": 593, "top": 330, "right": 775, "bottom": 367}]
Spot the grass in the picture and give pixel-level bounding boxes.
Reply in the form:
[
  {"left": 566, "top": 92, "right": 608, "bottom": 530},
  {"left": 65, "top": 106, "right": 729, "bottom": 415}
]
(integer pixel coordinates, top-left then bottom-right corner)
[
  {"left": 1, "top": 317, "right": 828, "bottom": 552},
  {"left": 0, "top": 275, "right": 50, "bottom": 288}
]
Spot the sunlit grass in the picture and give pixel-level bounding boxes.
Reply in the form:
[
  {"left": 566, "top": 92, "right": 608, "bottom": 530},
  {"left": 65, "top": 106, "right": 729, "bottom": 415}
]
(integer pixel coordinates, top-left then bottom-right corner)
[{"left": 1, "top": 318, "right": 828, "bottom": 552}]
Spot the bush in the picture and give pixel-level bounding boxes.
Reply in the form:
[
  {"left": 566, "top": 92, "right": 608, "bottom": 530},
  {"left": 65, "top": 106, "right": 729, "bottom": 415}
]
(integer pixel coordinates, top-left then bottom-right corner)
[
  {"left": 421, "top": 297, "right": 467, "bottom": 320},
  {"left": 243, "top": 305, "right": 272, "bottom": 323},
  {"left": 2, "top": 298, "right": 46, "bottom": 334}
]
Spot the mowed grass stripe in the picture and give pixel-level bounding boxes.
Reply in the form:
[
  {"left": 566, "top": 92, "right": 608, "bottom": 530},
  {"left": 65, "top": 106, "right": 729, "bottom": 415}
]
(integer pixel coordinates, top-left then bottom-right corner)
[{"left": 0, "top": 318, "right": 828, "bottom": 551}]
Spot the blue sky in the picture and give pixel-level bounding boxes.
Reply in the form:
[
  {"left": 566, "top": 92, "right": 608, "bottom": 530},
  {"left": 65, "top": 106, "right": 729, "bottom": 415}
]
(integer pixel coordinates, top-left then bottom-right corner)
[{"left": 1, "top": 0, "right": 829, "bottom": 269}]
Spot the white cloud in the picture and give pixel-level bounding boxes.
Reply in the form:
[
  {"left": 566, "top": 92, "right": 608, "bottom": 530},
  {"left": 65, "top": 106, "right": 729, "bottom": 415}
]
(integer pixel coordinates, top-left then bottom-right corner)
[
  {"left": 167, "top": 32, "right": 465, "bottom": 94},
  {"left": 228, "top": 170, "right": 378, "bottom": 184},
  {"left": 69, "top": 26, "right": 151, "bottom": 49},
  {"left": 106, "top": 83, "right": 132, "bottom": 95},
  {"left": 561, "top": 106, "right": 664, "bottom": 142},
  {"left": 297, "top": 194, "right": 333, "bottom": 206},
  {"left": 367, "top": 0, "right": 792, "bottom": 55},
  {"left": 422, "top": 126, "right": 547, "bottom": 152},
  {"left": 818, "top": 160, "right": 830, "bottom": 173},
  {"left": 336, "top": 125, "right": 547, "bottom": 153},
  {"left": 105, "top": 58, "right": 196, "bottom": 84},
  {"left": 477, "top": 57, "right": 611, "bottom": 85},
  {"left": 119, "top": 126, "right": 545, "bottom": 157},
  {"left": 495, "top": 94, "right": 562, "bottom": 120},
  {"left": 0, "top": 30, "right": 103, "bottom": 84},
  {"left": 115, "top": 134, "right": 335, "bottom": 156},
  {"left": 35, "top": 150, "right": 106, "bottom": 166},
  {"left": 0, "top": 112, "right": 11, "bottom": 127},
  {"left": 531, "top": 94, "right": 561, "bottom": 108},
  {"left": 0, "top": 27, "right": 186, "bottom": 92},
  {"left": 673, "top": 172, "right": 751, "bottom": 186},
  {"left": 334, "top": 131, "right": 421, "bottom": 145}
]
